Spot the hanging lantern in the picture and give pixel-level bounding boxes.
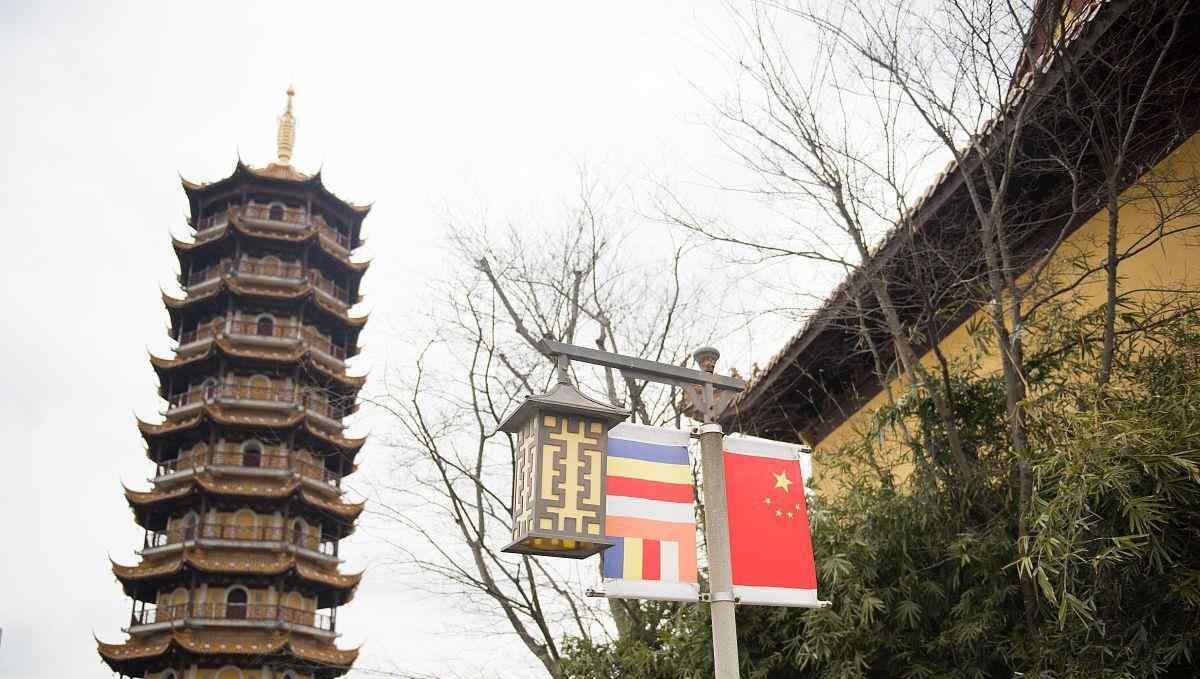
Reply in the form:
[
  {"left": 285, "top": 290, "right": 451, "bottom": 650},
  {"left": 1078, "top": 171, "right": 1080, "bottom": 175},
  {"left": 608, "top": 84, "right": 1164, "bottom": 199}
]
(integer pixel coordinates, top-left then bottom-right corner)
[{"left": 500, "top": 362, "right": 628, "bottom": 558}]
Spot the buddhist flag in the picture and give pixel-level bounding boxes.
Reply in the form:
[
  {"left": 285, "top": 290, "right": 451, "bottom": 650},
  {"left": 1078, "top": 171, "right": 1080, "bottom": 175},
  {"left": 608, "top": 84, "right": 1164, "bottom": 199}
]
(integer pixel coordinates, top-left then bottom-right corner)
[
  {"left": 600, "top": 423, "right": 699, "bottom": 602},
  {"left": 724, "top": 434, "right": 825, "bottom": 608}
]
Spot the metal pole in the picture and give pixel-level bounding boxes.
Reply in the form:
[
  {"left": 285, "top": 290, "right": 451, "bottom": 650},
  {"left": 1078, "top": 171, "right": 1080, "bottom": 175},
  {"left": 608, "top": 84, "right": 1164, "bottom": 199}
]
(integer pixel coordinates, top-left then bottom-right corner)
[
  {"left": 695, "top": 349, "right": 740, "bottom": 679},
  {"left": 537, "top": 339, "right": 748, "bottom": 676},
  {"left": 699, "top": 421, "right": 740, "bottom": 678}
]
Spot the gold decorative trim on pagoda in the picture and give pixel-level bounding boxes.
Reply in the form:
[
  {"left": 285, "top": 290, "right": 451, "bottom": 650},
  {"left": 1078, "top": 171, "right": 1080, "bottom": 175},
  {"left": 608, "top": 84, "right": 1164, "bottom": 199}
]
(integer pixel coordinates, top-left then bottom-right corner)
[
  {"left": 299, "top": 489, "right": 365, "bottom": 519},
  {"left": 180, "top": 160, "right": 371, "bottom": 214},
  {"left": 171, "top": 215, "right": 371, "bottom": 273},
  {"left": 204, "top": 405, "right": 303, "bottom": 429},
  {"left": 111, "top": 550, "right": 363, "bottom": 589},
  {"left": 163, "top": 277, "right": 369, "bottom": 327},
  {"left": 136, "top": 411, "right": 367, "bottom": 450},
  {"left": 97, "top": 629, "right": 360, "bottom": 668},
  {"left": 149, "top": 343, "right": 367, "bottom": 387},
  {"left": 124, "top": 475, "right": 365, "bottom": 519},
  {"left": 124, "top": 482, "right": 192, "bottom": 505},
  {"left": 276, "top": 86, "right": 296, "bottom": 165}
]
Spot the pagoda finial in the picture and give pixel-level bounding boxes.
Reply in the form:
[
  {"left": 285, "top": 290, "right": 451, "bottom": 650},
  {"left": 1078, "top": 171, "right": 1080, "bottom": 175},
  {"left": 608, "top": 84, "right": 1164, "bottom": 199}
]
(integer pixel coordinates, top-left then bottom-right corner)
[{"left": 276, "top": 85, "right": 296, "bottom": 165}]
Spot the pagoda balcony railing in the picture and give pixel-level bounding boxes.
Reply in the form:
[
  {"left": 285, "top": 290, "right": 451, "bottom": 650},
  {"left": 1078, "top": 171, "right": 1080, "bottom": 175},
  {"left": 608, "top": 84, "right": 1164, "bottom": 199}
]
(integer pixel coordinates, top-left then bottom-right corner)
[
  {"left": 239, "top": 204, "right": 355, "bottom": 252},
  {"left": 132, "top": 603, "right": 333, "bottom": 632},
  {"left": 146, "top": 521, "right": 335, "bottom": 556},
  {"left": 316, "top": 223, "right": 352, "bottom": 252},
  {"left": 176, "top": 323, "right": 222, "bottom": 346},
  {"left": 305, "top": 270, "right": 351, "bottom": 305},
  {"left": 158, "top": 448, "right": 343, "bottom": 486},
  {"left": 192, "top": 209, "right": 235, "bottom": 241},
  {"left": 166, "top": 382, "right": 350, "bottom": 423},
  {"left": 182, "top": 259, "right": 350, "bottom": 306},
  {"left": 167, "top": 382, "right": 295, "bottom": 409},
  {"left": 227, "top": 319, "right": 304, "bottom": 341},
  {"left": 176, "top": 321, "right": 348, "bottom": 363},
  {"left": 243, "top": 203, "right": 308, "bottom": 227}
]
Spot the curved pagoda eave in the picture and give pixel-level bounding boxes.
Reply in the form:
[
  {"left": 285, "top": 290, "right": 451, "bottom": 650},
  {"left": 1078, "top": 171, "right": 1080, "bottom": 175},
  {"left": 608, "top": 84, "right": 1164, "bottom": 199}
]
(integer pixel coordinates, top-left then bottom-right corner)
[
  {"left": 111, "top": 553, "right": 361, "bottom": 607},
  {"left": 149, "top": 342, "right": 367, "bottom": 393},
  {"left": 172, "top": 215, "right": 371, "bottom": 280},
  {"left": 161, "top": 284, "right": 369, "bottom": 352},
  {"left": 97, "top": 630, "right": 359, "bottom": 679},
  {"left": 182, "top": 160, "right": 369, "bottom": 234},
  {"left": 123, "top": 478, "right": 365, "bottom": 531},
  {"left": 136, "top": 411, "right": 367, "bottom": 461},
  {"left": 162, "top": 278, "right": 369, "bottom": 327}
]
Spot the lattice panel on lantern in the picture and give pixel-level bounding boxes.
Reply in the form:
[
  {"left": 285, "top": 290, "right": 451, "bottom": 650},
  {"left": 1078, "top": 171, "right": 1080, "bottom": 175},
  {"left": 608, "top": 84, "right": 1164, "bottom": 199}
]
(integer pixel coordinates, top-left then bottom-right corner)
[
  {"left": 512, "top": 416, "right": 539, "bottom": 540},
  {"left": 536, "top": 414, "right": 606, "bottom": 538}
]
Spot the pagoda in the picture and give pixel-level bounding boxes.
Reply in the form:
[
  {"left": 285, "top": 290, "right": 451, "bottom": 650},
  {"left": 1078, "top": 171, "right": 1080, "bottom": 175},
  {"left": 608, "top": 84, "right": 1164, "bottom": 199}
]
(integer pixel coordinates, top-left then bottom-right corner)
[{"left": 98, "top": 88, "right": 369, "bottom": 679}]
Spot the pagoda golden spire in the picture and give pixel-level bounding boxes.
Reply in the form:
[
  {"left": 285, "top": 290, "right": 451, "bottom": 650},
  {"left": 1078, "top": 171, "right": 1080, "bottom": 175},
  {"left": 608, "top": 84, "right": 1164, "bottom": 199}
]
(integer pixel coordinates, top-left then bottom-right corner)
[{"left": 276, "top": 85, "right": 296, "bottom": 165}]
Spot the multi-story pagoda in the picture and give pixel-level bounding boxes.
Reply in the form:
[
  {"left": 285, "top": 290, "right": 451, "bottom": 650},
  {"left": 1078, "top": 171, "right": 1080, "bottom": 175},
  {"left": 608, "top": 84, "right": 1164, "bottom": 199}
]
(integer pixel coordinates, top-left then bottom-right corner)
[{"left": 98, "top": 88, "right": 369, "bottom": 679}]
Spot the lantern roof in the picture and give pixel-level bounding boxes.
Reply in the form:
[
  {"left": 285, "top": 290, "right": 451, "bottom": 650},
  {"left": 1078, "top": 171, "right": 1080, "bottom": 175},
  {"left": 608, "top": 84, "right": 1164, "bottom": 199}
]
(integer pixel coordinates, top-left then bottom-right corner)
[{"left": 498, "top": 380, "right": 629, "bottom": 434}]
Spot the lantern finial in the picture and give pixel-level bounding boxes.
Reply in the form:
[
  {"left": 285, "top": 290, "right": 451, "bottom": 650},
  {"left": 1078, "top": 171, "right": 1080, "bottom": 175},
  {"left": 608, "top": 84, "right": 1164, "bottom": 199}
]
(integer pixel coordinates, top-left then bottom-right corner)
[{"left": 693, "top": 346, "right": 720, "bottom": 373}]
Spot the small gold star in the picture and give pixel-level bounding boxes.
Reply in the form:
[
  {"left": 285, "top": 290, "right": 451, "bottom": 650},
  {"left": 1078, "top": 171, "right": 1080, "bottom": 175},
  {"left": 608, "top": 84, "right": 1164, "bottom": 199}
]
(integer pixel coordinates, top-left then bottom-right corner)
[
  {"left": 787, "top": 512, "right": 794, "bottom": 519},
  {"left": 775, "top": 509, "right": 782, "bottom": 517},
  {"left": 764, "top": 497, "right": 772, "bottom": 505},
  {"left": 794, "top": 503, "right": 801, "bottom": 510},
  {"left": 773, "top": 471, "right": 793, "bottom": 492}
]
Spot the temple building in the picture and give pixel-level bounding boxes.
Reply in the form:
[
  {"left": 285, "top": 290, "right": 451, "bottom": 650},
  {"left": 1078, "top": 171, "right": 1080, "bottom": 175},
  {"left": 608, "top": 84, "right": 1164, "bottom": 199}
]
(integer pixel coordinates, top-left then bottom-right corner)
[
  {"left": 720, "top": 1, "right": 1200, "bottom": 491},
  {"left": 98, "top": 88, "right": 370, "bottom": 679}
]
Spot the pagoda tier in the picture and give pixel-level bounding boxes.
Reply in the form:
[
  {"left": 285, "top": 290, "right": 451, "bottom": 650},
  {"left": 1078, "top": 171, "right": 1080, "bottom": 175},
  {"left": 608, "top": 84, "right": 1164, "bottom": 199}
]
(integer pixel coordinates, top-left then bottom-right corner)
[
  {"left": 149, "top": 340, "right": 366, "bottom": 393},
  {"left": 97, "top": 631, "right": 358, "bottom": 679},
  {"left": 137, "top": 409, "right": 366, "bottom": 458},
  {"left": 123, "top": 477, "right": 364, "bottom": 534},
  {"left": 172, "top": 212, "right": 370, "bottom": 277},
  {"left": 112, "top": 550, "right": 361, "bottom": 607},
  {"left": 100, "top": 89, "right": 369, "bottom": 679},
  {"left": 161, "top": 280, "right": 369, "bottom": 347}
]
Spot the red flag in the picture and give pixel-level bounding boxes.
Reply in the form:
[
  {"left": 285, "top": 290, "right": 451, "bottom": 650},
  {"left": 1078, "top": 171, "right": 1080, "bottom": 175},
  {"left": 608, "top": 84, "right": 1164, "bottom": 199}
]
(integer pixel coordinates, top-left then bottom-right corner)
[{"left": 723, "top": 434, "right": 824, "bottom": 607}]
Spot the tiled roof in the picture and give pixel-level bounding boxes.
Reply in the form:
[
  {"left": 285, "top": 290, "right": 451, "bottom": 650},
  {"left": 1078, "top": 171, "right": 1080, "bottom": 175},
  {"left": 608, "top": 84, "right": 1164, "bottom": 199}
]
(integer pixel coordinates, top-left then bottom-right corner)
[{"left": 97, "top": 629, "right": 359, "bottom": 668}]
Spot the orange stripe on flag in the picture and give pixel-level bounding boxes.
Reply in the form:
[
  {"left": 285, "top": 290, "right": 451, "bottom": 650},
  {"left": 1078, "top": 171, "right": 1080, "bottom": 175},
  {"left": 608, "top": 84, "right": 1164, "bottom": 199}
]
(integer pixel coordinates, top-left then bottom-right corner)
[{"left": 605, "top": 516, "right": 697, "bottom": 583}]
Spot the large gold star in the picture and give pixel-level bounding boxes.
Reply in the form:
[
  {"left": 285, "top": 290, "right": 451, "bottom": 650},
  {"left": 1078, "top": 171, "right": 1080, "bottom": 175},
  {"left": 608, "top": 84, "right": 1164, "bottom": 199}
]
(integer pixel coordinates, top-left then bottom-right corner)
[{"left": 773, "top": 471, "right": 794, "bottom": 492}]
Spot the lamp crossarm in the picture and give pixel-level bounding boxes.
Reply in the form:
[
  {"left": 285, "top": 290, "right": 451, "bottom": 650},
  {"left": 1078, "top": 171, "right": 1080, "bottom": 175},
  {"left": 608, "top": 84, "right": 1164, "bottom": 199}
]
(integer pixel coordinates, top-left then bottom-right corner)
[{"left": 539, "top": 339, "right": 746, "bottom": 392}]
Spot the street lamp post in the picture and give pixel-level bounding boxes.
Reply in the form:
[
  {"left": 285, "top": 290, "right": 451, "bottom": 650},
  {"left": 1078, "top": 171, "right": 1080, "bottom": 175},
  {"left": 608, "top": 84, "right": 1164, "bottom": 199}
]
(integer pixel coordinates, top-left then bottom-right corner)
[
  {"left": 692, "top": 347, "right": 740, "bottom": 679},
  {"left": 534, "top": 339, "right": 746, "bottom": 679}
]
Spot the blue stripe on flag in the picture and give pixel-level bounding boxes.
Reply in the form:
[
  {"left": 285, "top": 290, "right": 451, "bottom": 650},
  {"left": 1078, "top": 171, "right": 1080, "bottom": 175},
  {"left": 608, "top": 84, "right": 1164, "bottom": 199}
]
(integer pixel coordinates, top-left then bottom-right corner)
[
  {"left": 608, "top": 438, "right": 688, "bottom": 465},
  {"left": 602, "top": 536, "right": 625, "bottom": 578}
]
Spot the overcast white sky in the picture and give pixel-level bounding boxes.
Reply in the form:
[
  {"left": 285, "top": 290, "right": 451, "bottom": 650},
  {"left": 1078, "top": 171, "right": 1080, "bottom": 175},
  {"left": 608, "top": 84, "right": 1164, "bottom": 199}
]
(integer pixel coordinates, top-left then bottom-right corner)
[{"left": 0, "top": 2, "right": 834, "bottom": 677}]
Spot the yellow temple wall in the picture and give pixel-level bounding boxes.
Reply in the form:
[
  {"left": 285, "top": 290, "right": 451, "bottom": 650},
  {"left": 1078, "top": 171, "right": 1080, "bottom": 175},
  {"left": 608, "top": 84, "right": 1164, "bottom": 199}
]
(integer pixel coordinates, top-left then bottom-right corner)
[{"left": 811, "top": 131, "right": 1200, "bottom": 495}]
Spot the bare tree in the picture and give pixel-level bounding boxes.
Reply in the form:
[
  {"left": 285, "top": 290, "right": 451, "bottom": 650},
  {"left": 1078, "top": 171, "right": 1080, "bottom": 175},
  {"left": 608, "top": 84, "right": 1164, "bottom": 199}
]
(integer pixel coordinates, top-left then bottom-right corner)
[
  {"left": 666, "top": 1, "right": 983, "bottom": 477},
  {"left": 672, "top": 0, "right": 1200, "bottom": 638},
  {"left": 370, "top": 174, "right": 709, "bottom": 677}
]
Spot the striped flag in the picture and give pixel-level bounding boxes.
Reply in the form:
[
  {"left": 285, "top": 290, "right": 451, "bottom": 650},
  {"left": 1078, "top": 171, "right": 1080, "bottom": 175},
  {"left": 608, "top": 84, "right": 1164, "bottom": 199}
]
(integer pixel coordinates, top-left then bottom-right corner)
[{"left": 600, "top": 423, "right": 699, "bottom": 602}]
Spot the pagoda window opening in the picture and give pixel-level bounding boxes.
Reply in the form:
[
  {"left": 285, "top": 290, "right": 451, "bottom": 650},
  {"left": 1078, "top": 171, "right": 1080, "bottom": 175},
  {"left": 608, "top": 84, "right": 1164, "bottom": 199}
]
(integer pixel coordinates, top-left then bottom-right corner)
[
  {"left": 159, "top": 670, "right": 178, "bottom": 679},
  {"left": 225, "top": 587, "right": 249, "bottom": 620},
  {"left": 190, "top": 442, "right": 208, "bottom": 467},
  {"left": 181, "top": 512, "right": 198, "bottom": 541},
  {"left": 241, "top": 440, "right": 263, "bottom": 467},
  {"left": 202, "top": 377, "right": 218, "bottom": 401},
  {"left": 291, "top": 518, "right": 306, "bottom": 548},
  {"left": 232, "top": 508, "right": 258, "bottom": 540},
  {"left": 260, "top": 254, "right": 283, "bottom": 277},
  {"left": 215, "top": 666, "right": 245, "bottom": 679},
  {"left": 256, "top": 314, "right": 276, "bottom": 337},
  {"left": 268, "top": 203, "right": 285, "bottom": 222}
]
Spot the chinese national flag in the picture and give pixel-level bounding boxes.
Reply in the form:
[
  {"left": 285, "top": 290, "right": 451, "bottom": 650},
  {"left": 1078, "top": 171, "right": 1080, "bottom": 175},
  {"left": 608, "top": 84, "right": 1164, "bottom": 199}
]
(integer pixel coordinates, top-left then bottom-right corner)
[{"left": 723, "top": 434, "right": 823, "bottom": 607}]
